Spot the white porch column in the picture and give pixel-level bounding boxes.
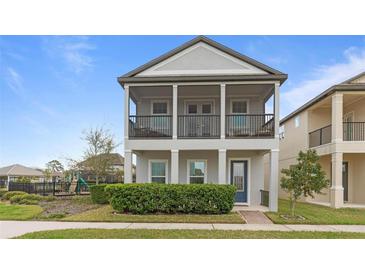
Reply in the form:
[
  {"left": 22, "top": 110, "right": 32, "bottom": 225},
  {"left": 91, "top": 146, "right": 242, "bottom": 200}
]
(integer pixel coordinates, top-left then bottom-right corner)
[
  {"left": 171, "top": 149, "right": 179, "bottom": 183},
  {"left": 220, "top": 84, "right": 226, "bottom": 139},
  {"left": 332, "top": 93, "right": 343, "bottom": 143},
  {"left": 269, "top": 149, "right": 279, "bottom": 211},
  {"left": 172, "top": 85, "right": 178, "bottom": 139},
  {"left": 274, "top": 83, "right": 280, "bottom": 138},
  {"left": 330, "top": 152, "right": 343, "bottom": 208},
  {"left": 218, "top": 149, "right": 227, "bottom": 184},
  {"left": 124, "top": 85, "right": 130, "bottom": 141},
  {"left": 124, "top": 149, "right": 133, "bottom": 183}
]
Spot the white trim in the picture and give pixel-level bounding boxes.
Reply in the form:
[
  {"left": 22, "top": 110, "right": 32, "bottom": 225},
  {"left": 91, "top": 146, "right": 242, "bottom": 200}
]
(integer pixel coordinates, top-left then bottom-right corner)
[
  {"left": 186, "top": 159, "right": 207, "bottom": 184},
  {"left": 229, "top": 98, "right": 249, "bottom": 114},
  {"left": 127, "top": 81, "right": 280, "bottom": 87},
  {"left": 183, "top": 99, "right": 215, "bottom": 115},
  {"left": 228, "top": 157, "right": 251, "bottom": 205},
  {"left": 148, "top": 159, "right": 169, "bottom": 183},
  {"left": 150, "top": 100, "right": 170, "bottom": 115}
]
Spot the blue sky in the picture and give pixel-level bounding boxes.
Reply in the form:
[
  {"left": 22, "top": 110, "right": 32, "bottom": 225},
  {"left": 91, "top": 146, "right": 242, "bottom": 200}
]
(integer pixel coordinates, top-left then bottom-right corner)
[{"left": 1, "top": 35, "right": 365, "bottom": 168}]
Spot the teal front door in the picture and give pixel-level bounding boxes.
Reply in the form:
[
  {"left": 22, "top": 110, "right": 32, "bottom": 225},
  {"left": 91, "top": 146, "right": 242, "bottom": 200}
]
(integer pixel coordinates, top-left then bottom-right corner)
[{"left": 230, "top": 160, "right": 248, "bottom": 203}]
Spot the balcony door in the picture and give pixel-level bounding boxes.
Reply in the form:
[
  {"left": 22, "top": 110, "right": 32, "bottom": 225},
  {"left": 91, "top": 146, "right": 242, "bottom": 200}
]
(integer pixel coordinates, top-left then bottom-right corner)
[
  {"left": 343, "top": 112, "right": 354, "bottom": 141},
  {"left": 186, "top": 102, "right": 213, "bottom": 137}
]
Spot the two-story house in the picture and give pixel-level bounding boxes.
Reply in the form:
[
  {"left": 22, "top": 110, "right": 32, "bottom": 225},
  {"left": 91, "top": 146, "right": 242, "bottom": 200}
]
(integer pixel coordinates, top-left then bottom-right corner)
[
  {"left": 279, "top": 72, "right": 365, "bottom": 208},
  {"left": 118, "top": 36, "right": 287, "bottom": 211}
]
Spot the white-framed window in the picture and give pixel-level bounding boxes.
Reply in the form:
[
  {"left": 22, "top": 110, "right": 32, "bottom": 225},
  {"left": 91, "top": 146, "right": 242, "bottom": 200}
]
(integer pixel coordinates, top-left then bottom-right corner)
[
  {"left": 294, "top": 116, "right": 300, "bottom": 128},
  {"left": 149, "top": 160, "right": 168, "bottom": 183},
  {"left": 187, "top": 160, "right": 207, "bottom": 184},
  {"left": 151, "top": 100, "right": 168, "bottom": 115},
  {"left": 231, "top": 100, "right": 248, "bottom": 114}
]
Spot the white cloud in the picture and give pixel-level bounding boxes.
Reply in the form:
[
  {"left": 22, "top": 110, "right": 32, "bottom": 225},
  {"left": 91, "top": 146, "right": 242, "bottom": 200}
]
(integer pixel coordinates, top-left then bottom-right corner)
[
  {"left": 282, "top": 45, "right": 365, "bottom": 117},
  {"left": 5, "top": 67, "right": 25, "bottom": 97},
  {"left": 42, "top": 36, "right": 95, "bottom": 74}
]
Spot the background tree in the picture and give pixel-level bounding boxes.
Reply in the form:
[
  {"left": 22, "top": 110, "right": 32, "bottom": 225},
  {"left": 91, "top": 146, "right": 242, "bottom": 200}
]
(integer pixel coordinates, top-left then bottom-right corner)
[
  {"left": 280, "top": 149, "right": 329, "bottom": 217},
  {"left": 46, "top": 160, "right": 64, "bottom": 173},
  {"left": 81, "top": 127, "right": 117, "bottom": 184}
]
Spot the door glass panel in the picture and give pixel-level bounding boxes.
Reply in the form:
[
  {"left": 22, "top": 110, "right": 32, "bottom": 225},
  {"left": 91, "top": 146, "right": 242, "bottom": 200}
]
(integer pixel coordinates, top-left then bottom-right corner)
[
  {"left": 232, "top": 162, "right": 244, "bottom": 191},
  {"left": 188, "top": 104, "right": 198, "bottom": 114},
  {"left": 232, "top": 101, "right": 247, "bottom": 114},
  {"left": 202, "top": 104, "right": 212, "bottom": 114}
]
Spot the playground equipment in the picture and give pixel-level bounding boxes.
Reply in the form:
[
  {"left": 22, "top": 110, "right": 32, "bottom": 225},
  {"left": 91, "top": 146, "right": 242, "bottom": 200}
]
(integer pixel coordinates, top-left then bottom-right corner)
[{"left": 63, "top": 171, "right": 89, "bottom": 194}]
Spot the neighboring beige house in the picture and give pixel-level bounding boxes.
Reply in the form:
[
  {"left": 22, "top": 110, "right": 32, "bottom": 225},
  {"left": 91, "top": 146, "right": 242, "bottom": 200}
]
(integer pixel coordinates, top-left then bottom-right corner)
[
  {"left": 279, "top": 72, "right": 365, "bottom": 208},
  {"left": 0, "top": 164, "right": 46, "bottom": 187},
  {"left": 118, "top": 36, "right": 287, "bottom": 211}
]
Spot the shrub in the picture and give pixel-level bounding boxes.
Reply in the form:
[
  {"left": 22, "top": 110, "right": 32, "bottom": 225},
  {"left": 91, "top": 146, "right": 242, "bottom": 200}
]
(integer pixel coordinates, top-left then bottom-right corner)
[
  {"left": 2, "top": 191, "right": 27, "bottom": 200},
  {"left": 10, "top": 194, "right": 29, "bottom": 204},
  {"left": 0, "top": 189, "right": 8, "bottom": 198},
  {"left": 90, "top": 184, "right": 109, "bottom": 204},
  {"left": 106, "top": 183, "right": 236, "bottom": 214},
  {"left": 10, "top": 193, "right": 44, "bottom": 204}
]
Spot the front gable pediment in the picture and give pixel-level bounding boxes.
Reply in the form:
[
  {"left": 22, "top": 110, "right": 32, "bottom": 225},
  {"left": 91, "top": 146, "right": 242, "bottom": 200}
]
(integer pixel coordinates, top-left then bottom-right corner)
[{"left": 136, "top": 42, "right": 268, "bottom": 77}]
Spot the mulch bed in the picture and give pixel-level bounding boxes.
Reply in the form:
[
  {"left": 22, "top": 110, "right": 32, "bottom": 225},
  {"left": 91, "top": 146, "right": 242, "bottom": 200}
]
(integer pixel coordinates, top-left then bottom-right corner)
[{"left": 38, "top": 196, "right": 101, "bottom": 219}]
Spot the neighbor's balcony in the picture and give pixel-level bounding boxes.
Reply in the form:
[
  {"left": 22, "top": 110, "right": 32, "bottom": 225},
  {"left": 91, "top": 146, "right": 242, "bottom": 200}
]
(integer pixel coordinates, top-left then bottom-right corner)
[
  {"left": 128, "top": 114, "right": 274, "bottom": 139},
  {"left": 309, "top": 122, "right": 365, "bottom": 148}
]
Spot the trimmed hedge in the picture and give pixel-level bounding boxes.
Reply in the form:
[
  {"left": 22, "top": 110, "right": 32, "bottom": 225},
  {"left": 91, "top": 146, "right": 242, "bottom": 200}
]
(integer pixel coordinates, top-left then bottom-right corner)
[
  {"left": 106, "top": 183, "right": 236, "bottom": 214},
  {"left": 90, "top": 184, "right": 109, "bottom": 204},
  {"left": 0, "top": 189, "right": 8, "bottom": 198}
]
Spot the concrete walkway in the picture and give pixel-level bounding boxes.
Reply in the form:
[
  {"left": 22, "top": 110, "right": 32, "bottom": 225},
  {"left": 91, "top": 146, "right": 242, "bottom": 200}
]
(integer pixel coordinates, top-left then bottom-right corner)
[{"left": 2, "top": 221, "right": 365, "bottom": 238}]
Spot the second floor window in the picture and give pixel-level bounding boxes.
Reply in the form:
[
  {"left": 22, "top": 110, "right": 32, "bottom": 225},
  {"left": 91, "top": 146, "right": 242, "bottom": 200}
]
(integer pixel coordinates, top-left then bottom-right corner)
[
  {"left": 295, "top": 116, "right": 300, "bottom": 128},
  {"left": 152, "top": 102, "right": 168, "bottom": 114}
]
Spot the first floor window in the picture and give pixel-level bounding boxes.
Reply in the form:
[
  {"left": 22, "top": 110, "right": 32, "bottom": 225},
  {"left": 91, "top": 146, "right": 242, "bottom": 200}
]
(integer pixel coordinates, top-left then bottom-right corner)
[
  {"left": 188, "top": 160, "right": 206, "bottom": 184},
  {"left": 150, "top": 161, "right": 167, "bottom": 183}
]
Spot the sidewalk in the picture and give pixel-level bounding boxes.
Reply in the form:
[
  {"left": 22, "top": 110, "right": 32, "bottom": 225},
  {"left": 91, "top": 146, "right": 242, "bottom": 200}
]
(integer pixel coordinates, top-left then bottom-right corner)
[{"left": 2, "top": 221, "right": 365, "bottom": 238}]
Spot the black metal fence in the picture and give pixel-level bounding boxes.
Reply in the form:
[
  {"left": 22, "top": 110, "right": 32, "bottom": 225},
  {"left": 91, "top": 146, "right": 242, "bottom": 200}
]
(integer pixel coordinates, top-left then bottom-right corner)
[
  {"left": 226, "top": 114, "right": 274, "bottom": 138},
  {"left": 178, "top": 115, "right": 220, "bottom": 138},
  {"left": 129, "top": 115, "right": 172, "bottom": 138},
  {"left": 260, "top": 189, "right": 269, "bottom": 207},
  {"left": 8, "top": 181, "right": 56, "bottom": 195},
  {"left": 0, "top": 180, "right": 6, "bottom": 188}
]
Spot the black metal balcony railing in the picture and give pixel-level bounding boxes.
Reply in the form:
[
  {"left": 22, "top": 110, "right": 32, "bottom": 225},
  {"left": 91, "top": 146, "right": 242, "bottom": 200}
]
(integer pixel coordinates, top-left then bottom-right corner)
[
  {"left": 343, "top": 122, "right": 365, "bottom": 141},
  {"left": 129, "top": 115, "right": 172, "bottom": 138},
  {"left": 225, "top": 114, "right": 274, "bottom": 138},
  {"left": 178, "top": 115, "right": 220, "bottom": 138},
  {"left": 309, "top": 125, "right": 332, "bottom": 148}
]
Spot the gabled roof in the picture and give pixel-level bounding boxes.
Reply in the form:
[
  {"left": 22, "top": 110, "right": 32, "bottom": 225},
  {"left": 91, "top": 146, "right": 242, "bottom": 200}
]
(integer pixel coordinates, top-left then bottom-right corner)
[
  {"left": 280, "top": 71, "right": 365, "bottom": 125},
  {"left": 118, "top": 36, "right": 287, "bottom": 86},
  {"left": 0, "top": 164, "right": 44, "bottom": 177}
]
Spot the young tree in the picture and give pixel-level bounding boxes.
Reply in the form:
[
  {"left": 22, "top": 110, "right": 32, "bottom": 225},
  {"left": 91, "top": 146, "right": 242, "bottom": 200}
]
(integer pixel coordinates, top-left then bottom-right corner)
[
  {"left": 81, "top": 127, "right": 117, "bottom": 184},
  {"left": 280, "top": 150, "right": 329, "bottom": 217},
  {"left": 43, "top": 168, "right": 52, "bottom": 183}
]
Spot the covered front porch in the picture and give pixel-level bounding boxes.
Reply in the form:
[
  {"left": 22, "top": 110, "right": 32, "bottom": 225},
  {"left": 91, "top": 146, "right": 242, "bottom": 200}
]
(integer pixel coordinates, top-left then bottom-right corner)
[
  {"left": 124, "top": 148, "right": 278, "bottom": 211},
  {"left": 306, "top": 153, "right": 365, "bottom": 207}
]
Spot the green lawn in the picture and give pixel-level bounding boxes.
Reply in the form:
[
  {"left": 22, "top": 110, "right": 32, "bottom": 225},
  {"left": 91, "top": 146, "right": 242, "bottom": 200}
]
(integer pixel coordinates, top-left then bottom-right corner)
[
  {"left": 267, "top": 199, "right": 365, "bottom": 225},
  {"left": 15, "top": 228, "right": 365, "bottom": 239},
  {"left": 0, "top": 202, "right": 43, "bottom": 220},
  {"left": 63, "top": 205, "right": 244, "bottom": 223}
]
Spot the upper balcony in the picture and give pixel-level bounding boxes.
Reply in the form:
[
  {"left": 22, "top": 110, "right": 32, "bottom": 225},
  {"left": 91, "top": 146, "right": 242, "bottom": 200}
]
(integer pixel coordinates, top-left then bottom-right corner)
[
  {"left": 125, "top": 83, "right": 279, "bottom": 140},
  {"left": 307, "top": 92, "right": 365, "bottom": 149}
]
